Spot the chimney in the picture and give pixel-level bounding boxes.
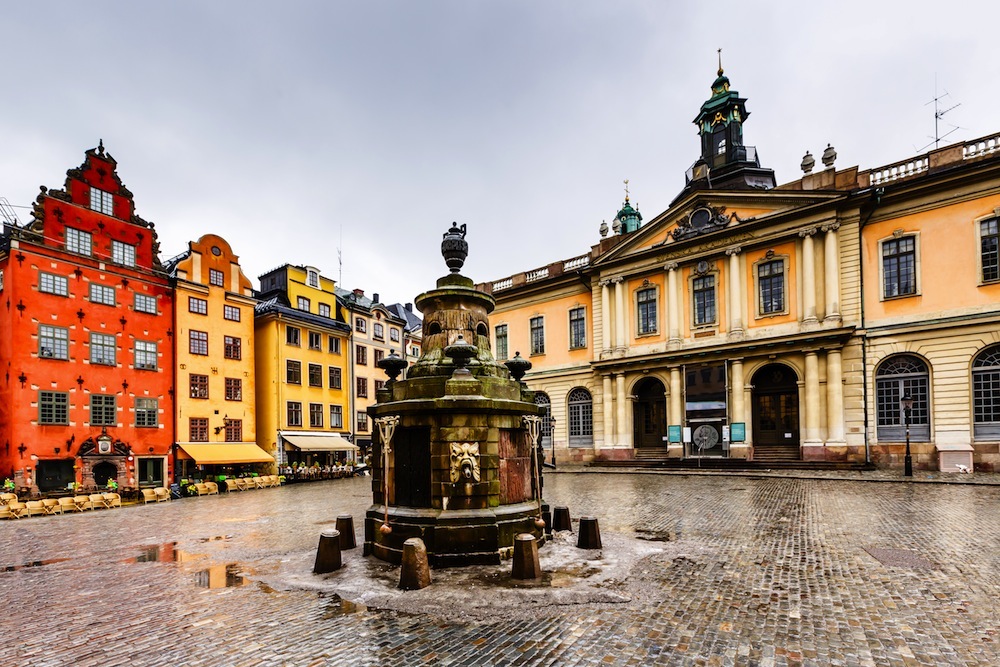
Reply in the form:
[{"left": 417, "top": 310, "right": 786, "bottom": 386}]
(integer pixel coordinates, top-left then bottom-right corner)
[
  {"left": 353, "top": 288, "right": 364, "bottom": 297},
  {"left": 405, "top": 303, "right": 413, "bottom": 312},
  {"left": 372, "top": 293, "right": 380, "bottom": 304}
]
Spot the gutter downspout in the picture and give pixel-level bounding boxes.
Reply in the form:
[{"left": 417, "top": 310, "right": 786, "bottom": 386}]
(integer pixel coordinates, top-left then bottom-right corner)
[{"left": 858, "top": 187, "right": 884, "bottom": 465}]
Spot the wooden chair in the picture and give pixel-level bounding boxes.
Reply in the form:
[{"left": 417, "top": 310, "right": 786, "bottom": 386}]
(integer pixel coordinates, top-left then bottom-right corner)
[
  {"left": 141, "top": 489, "right": 158, "bottom": 504},
  {"left": 73, "top": 495, "right": 93, "bottom": 511},
  {"left": 102, "top": 493, "right": 122, "bottom": 508},
  {"left": 25, "top": 500, "right": 47, "bottom": 517},
  {"left": 89, "top": 494, "right": 106, "bottom": 509},
  {"left": 41, "top": 499, "right": 62, "bottom": 515},
  {"left": 58, "top": 497, "right": 79, "bottom": 513},
  {"left": 7, "top": 501, "right": 27, "bottom": 518}
]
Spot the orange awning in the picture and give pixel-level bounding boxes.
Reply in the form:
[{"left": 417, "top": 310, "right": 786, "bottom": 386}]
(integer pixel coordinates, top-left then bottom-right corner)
[{"left": 176, "top": 443, "right": 274, "bottom": 464}]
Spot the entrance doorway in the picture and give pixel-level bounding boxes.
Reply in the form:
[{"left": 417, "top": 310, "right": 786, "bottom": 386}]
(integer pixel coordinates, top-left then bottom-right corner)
[
  {"left": 633, "top": 378, "right": 667, "bottom": 451},
  {"left": 751, "top": 363, "right": 800, "bottom": 461},
  {"left": 92, "top": 461, "right": 118, "bottom": 488}
]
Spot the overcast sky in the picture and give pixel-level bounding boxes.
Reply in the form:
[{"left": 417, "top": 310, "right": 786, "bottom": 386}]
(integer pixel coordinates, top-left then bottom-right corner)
[{"left": 3, "top": 1, "right": 998, "bottom": 307}]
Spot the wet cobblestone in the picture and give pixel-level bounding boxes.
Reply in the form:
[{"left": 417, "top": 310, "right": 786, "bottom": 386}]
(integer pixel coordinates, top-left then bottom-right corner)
[{"left": 1, "top": 472, "right": 998, "bottom": 666}]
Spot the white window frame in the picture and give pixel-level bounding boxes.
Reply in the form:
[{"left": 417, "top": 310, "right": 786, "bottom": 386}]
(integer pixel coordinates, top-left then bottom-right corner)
[
  {"left": 690, "top": 271, "right": 719, "bottom": 328},
  {"left": 90, "top": 332, "right": 116, "bottom": 366},
  {"left": 39, "top": 324, "right": 70, "bottom": 360},
  {"left": 111, "top": 240, "right": 136, "bottom": 267},
  {"left": 66, "top": 227, "right": 92, "bottom": 255},
  {"left": 753, "top": 255, "right": 790, "bottom": 318},
  {"left": 135, "top": 340, "right": 158, "bottom": 370},
  {"left": 90, "top": 187, "right": 113, "bottom": 215}
]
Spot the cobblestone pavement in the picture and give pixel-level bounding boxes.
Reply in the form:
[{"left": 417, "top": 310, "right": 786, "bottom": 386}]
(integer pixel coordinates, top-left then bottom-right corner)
[{"left": 1, "top": 472, "right": 999, "bottom": 666}]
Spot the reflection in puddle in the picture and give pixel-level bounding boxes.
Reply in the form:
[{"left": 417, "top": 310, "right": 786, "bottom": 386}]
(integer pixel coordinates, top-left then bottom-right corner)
[
  {"left": 321, "top": 594, "right": 367, "bottom": 617},
  {"left": 635, "top": 529, "right": 678, "bottom": 542},
  {"left": 198, "top": 535, "right": 233, "bottom": 543},
  {"left": 195, "top": 564, "right": 247, "bottom": 589},
  {"left": 0, "top": 557, "right": 72, "bottom": 572},
  {"left": 131, "top": 543, "right": 202, "bottom": 563}
]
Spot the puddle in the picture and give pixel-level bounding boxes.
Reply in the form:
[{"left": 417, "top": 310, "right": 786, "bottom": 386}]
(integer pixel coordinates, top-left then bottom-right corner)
[
  {"left": 129, "top": 542, "right": 203, "bottom": 564},
  {"left": 321, "top": 593, "right": 368, "bottom": 617},
  {"left": 195, "top": 564, "right": 248, "bottom": 588},
  {"left": 0, "top": 557, "right": 72, "bottom": 572},
  {"left": 198, "top": 535, "right": 233, "bottom": 543},
  {"left": 635, "top": 529, "right": 677, "bottom": 542}
]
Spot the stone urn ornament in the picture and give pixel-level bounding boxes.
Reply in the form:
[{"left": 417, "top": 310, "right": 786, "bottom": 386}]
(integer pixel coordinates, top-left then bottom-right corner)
[{"left": 441, "top": 222, "right": 468, "bottom": 273}]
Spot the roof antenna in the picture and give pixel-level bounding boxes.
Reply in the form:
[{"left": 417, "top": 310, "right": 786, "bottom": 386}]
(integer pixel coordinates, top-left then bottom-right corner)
[{"left": 918, "top": 74, "right": 962, "bottom": 152}]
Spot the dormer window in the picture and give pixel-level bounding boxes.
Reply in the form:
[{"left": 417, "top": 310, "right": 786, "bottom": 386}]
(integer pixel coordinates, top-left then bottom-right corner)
[
  {"left": 90, "top": 187, "right": 114, "bottom": 215},
  {"left": 307, "top": 269, "right": 319, "bottom": 288}
]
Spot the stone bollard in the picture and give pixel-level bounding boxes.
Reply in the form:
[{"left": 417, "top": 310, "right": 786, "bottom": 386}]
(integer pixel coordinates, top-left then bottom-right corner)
[
  {"left": 399, "top": 537, "right": 431, "bottom": 590},
  {"left": 541, "top": 503, "right": 553, "bottom": 536},
  {"left": 335, "top": 514, "right": 357, "bottom": 549},
  {"left": 552, "top": 505, "right": 572, "bottom": 532},
  {"left": 511, "top": 533, "right": 542, "bottom": 580},
  {"left": 577, "top": 516, "right": 602, "bottom": 549},
  {"left": 313, "top": 529, "right": 342, "bottom": 574}
]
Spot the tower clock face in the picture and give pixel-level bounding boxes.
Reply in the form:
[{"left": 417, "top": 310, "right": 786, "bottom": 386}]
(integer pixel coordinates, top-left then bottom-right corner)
[
  {"left": 693, "top": 424, "right": 719, "bottom": 450},
  {"left": 690, "top": 208, "right": 712, "bottom": 230}
]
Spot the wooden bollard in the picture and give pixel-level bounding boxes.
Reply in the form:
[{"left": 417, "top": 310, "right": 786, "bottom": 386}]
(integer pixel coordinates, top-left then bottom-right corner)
[
  {"left": 335, "top": 514, "right": 357, "bottom": 549},
  {"left": 577, "top": 516, "right": 602, "bottom": 549},
  {"left": 511, "top": 533, "right": 542, "bottom": 580},
  {"left": 313, "top": 529, "right": 342, "bottom": 574},
  {"left": 399, "top": 537, "right": 431, "bottom": 590},
  {"left": 552, "top": 505, "right": 572, "bottom": 532}
]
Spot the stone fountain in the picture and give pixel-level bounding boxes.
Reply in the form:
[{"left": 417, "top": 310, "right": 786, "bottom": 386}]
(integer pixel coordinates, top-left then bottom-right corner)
[{"left": 365, "top": 223, "right": 545, "bottom": 566}]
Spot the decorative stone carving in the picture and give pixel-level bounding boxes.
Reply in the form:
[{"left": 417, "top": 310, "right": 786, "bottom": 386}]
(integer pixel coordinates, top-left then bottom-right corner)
[
  {"left": 450, "top": 442, "right": 481, "bottom": 483},
  {"left": 798, "top": 227, "right": 818, "bottom": 238},
  {"left": 672, "top": 205, "right": 736, "bottom": 241},
  {"left": 821, "top": 221, "right": 841, "bottom": 233}
]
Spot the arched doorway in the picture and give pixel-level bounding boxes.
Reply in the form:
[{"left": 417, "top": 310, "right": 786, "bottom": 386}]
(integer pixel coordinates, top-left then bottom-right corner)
[
  {"left": 534, "top": 393, "right": 554, "bottom": 450},
  {"left": 751, "top": 363, "right": 800, "bottom": 461},
  {"left": 92, "top": 461, "right": 118, "bottom": 488},
  {"left": 633, "top": 377, "right": 667, "bottom": 451}
]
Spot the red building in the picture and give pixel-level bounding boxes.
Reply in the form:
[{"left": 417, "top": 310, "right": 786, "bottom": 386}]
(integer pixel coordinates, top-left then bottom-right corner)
[{"left": 0, "top": 143, "right": 175, "bottom": 495}]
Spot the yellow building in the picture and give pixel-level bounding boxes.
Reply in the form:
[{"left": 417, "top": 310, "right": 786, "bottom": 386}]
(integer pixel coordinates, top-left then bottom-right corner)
[
  {"left": 481, "top": 65, "right": 1000, "bottom": 472},
  {"left": 255, "top": 265, "right": 353, "bottom": 467},
  {"left": 166, "top": 234, "right": 270, "bottom": 478}
]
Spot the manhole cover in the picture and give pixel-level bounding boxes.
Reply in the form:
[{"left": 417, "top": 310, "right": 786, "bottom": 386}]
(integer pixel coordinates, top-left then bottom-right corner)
[{"left": 863, "top": 547, "right": 935, "bottom": 569}]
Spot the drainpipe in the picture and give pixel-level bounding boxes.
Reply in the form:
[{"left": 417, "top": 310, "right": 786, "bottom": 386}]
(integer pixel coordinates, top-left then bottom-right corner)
[{"left": 858, "top": 187, "right": 884, "bottom": 465}]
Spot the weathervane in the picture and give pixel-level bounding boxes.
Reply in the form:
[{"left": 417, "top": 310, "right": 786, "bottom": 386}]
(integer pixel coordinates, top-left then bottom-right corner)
[
  {"left": 623, "top": 178, "right": 630, "bottom": 203},
  {"left": 717, "top": 48, "right": 723, "bottom": 75}
]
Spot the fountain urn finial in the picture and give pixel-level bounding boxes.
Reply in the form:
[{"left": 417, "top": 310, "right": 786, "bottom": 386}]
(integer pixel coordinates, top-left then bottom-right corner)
[
  {"left": 441, "top": 222, "right": 468, "bottom": 274},
  {"left": 504, "top": 351, "right": 531, "bottom": 382},
  {"left": 377, "top": 349, "right": 408, "bottom": 384}
]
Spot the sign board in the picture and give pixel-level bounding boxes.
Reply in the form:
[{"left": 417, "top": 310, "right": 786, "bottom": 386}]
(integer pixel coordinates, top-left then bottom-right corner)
[
  {"left": 668, "top": 425, "right": 682, "bottom": 443},
  {"left": 722, "top": 425, "right": 730, "bottom": 442},
  {"left": 730, "top": 423, "right": 746, "bottom": 442},
  {"left": 682, "top": 427, "right": 692, "bottom": 444}
]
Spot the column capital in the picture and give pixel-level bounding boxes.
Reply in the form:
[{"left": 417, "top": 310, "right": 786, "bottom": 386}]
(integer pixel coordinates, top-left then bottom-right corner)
[
  {"left": 725, "top": 245, "right": 742, "bottom": 256},
  {"left": 664, "top": 261, "right": 679, "bottom": 272},
  {"left": 798, "top": 227, "right": 818, "bottom": 238},
  {"left": 821, "top": 221, "right": 841, "bottom": 233}
]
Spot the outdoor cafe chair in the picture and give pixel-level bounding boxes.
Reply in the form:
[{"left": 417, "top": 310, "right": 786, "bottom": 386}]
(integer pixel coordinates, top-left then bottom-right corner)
[{"left": 41, "top": 499, "right": 62, "bottom": 515}]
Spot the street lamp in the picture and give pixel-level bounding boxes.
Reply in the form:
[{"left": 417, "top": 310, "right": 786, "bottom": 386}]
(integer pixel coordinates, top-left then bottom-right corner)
[{"left": 900, "top": 392, "right": 914, "bottom": 477}]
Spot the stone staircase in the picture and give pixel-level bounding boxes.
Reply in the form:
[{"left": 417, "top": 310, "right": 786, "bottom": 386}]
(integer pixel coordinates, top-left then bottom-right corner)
[{"left": 750, "top": 443, "right": 801, "bottom": 463}]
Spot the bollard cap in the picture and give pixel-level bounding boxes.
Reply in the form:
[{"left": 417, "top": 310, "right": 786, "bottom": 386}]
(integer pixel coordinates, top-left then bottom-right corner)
[
  {"left": 321, "top": 529, "right": 341, "bottom": 539},
  {"left": 514, "top": 533, "right": 536, "bottom": 543}
]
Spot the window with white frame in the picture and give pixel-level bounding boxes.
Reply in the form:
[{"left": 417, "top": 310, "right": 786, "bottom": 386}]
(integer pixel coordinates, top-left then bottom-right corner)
[
  {"left": 495, "top": 324, "right": 508, "bottom": 360},
  {"left": 373, "top": 323, "right": 384, "bottom": 340},
  {"left": 39, "top": 390, "right": 69, "bottom": 424},
  {"left": 390, "top": 327, "right": 400, "bottom": 343},
  {"left": 356, "top": 345, "right": 367, "bottom": 365},
  {"left": 297, "top": 296, "right": 310, "bottom": 311},
  {"left": 111, "top": 240, "right": 135, "bottom": 267},
  {"left": 980, "top": 217, "right": 999, "bottom": 283},
  {"left": 356, "top": 411, "right": 369, "bottom": 432},
  {"left": 756, "top": 258, "right": 786, "bottom": 316},
  {"left": 318, "top": 303, "right": 331, "bottom": 318},
  {"left": 356, "top": 377, "right": 368, "bottom": 398},
  {"left": 135, "top": 293, "right": 157, "bottom": 314},
  {"left": 308, "top": 331, "right": 321, "bottom": 350},
  {"left": 135, "top": 398, "right": 158, "bottom": 427},
  {"left": 39, "top": 325, "right": 69, "bottom": 359},
  {"left": 65, "top": 227, "right": 92, "bottom": 255},
  {"left": 307, "top": 269, "right": 319, "bottom": 288},
  {"left": 90, "top": 187, "right": 113, "bottom": 215},
  {"left": 135, "top": 340, "right": 157, "bottom": 369},
  {"left": 90, "top": 332, "right": 116, "bottom": 366},
  {"left": 287, "top": 401, "right": 302, "bottom": 427},
  {"left": 973, "top": 345, "right": 1000, "bottom": 440},
  {"left": 530, "top": 317, "right": 545, "bottom": 355},
  {"left": 330, "top": 405, "right": 343, "bottom": 428},
  {"left": 209, "top": 268, "right": 224, "bottom": 287},
  {"left": 881, "top": 235, "right": 917, "bottom": 298},
  {"left": 636, "top": 288, "right": 657, "bottom": 335},
  {"left": 355, "top": 317, "right": 366, "bottom": 333},
  {"left": 693, "top": 275, "right": 717, "bottom": 326},
  {"left": 286, "top": 326, "right": 300, "bottom": 346},
  {"left": 286, "top": 360, "right": 302, "bottom": 384},
  {"left": 328, "top": 336, "right": 341, "bottom": 354},
  {"left": 90, "top": 283, "right": 116, "bottom": 306},
  {"left": 308, "top": 363, "right": 323, "bottom": 387},
  {"left": 875, "top": 355, "right": 930, "bottom": 441},
  {"left": 40, "top": 273, "right": 68, "bottom": 296},
  {"left": 309, "top": 403, "right": 324, "bottom": 428},
  {"left": 329, "top": 366, "right": 342, "bottom": 389}
]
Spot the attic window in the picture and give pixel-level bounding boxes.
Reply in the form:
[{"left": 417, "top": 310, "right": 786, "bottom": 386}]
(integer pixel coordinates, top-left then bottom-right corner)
[
  {"left": 307, "top": 270, "right": 319, "bottom": 288},
  {"left": 90, "top": 187, "right": 113, "bottom": 216}
]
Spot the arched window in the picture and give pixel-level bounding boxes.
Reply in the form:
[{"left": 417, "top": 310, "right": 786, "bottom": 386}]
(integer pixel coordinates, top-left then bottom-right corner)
[
  {"left": 534, "top": 393, "right": 553, "bottom": 448},
  {"left": 567, "top": 387, "right": 593, "bottom": 447},
  {"left": 875, "top": 355, "right": 930, "bottom": 441},
  {"left": 973, "top": 345, "right": 1000, "bottom": 440}
]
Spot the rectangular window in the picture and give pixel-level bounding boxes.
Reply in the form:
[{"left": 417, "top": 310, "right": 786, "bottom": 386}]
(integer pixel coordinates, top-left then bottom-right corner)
[
  {"left": 188, "top": 296, "right": 207, "bottom": 315},
  {"left": 65, "top": 227, "right": 92, "bottom": 255},
  {"left": 39, "top": 324, "right": 70, "bottom": 360},
  {"left": 39, "top": 391, "right": 69, "bottom": 424},
  {"left": 309, "top": 403, "right": 324, "bottom": 428},
  {"left": 356, "top": 377, "right": 368, "bottom": 398},
  {"left": 297, "top": 296, "right": 310, "bottom": 311},
  {"left": 308, "top": 363, "right": 323, "bottom": 387},
  {"left": 882, "top": 236, "right": 916, "bottom": 298},
  {"left": 329, "top": 366, "right": 342, "bottom": 389},
  {"left": 693, "top": 275, "right": 716, "bottom": 326},
  {"left": 286, "top": 360, "right": 301, "bottom": 384},
  {"left": 189, "top": 417, "right": 209, "bottom": 442},
  {"left": 328, "top": 336, "right": 341, "bottom": 354},
  {"left": 569, "top": 308, "right": 587, "bottom": 349},
  {"left": 330, "top": 405, "right": 343, "bottom": 428},
  {"left": 758, "top": 260, "right": 785, "bottom": 315},
  {"left": 356, "top": 345, "right": 368, "bottom": 365},
  {"left": 190, "top": 374, "right": 209, "bottom": 399},
  {"left": 135, "top": 340, "right": 157, "bottom": 370},
  {"left": 224, "top": 418, "right": 242, "bottom": 443},
  {"left": 390, "top": 328, "right": 400, "bottom": 343},
  {"left": 89, "top": 332, "right": 116, "bottom": 366},
  {"left": 308, "top": 331, "right": 321, "bottom": 350},
  {"left": 135, "top": 398, "right": 158, "bottom": 427},
  {"left": 189, "top": 330, "right": 208, "bottom": 355},
  {"left": 111, "top": 240, "right": 135, "bottom": 267},
  {"left": 40, "top": 272, "right": 69, "bottom": 296},
  {"left": 982, "top": 218, "right": 999, "bottom": 283},
  {"left": 90, "top": 188, "right": 113, "bottom": 215},
  {"left": 373, "top": 323, "right": 384, "bottom": 340},
  {"left": 286, "top": 326, "right": 300, "bottom": 346},
  {"left": 355, "top": 317, "right": 366, "bottom": 333},
  {"left": 225, "top": 377, "right": 242, "bottom": 401},
  {"left": 318, "top": 303, "right": 331, "bottom": 318},
  {"left": 374, "top": 349, "right": 385, "bottom": 365},
  {"left": 307, "top": 270, "right": 319, "bottom": 287},
  {"left": 89, "top": 283, "right": 116, "bottom": 306},
  {"left": 375, "top": 379, "right": 386, "bottom": 391},
  {"left": 135, "top": 293, "right": 157, "bottom": 314},
  {"left": 495, "top": 324, "right": 508, "bottom": 361},
  {"left": 224, "top": 336, "right": 241, "bottom": 360},
  {"left": 637, "top": 288, "right": 657, "bottom": 335},
  {"left": 209, "top": 269, "right": 224, "bottom": 287},
  {"left": 530, "top": 317, "right": 545, "bottom": 355},
  {"left": 287, "top": 401, "right": 302, "bottom": 427},
  {"left": 90, "top": 394, "right": 116, "bottom": 426},
  {"left": 357, "top": 412, "right": 369, "bottom": 432},
  {"left": 223, "top": 304, "right": 241, "bottom": 321}
]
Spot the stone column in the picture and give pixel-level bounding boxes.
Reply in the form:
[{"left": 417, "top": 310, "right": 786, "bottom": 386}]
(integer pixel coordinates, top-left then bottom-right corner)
[
  {"left": 825, "top": 349, "right": 846, "bottom": 446},
  {"left": 822, "top": 222, "right": 841, "bottom": 322},
  {"left": 613, "top": 277, "right": 626, "bottom": 351},
  {"left": 800, "top": 228, "right": 818, "bottom": 325},
  {"left": 726, "top": 246, "right": 743, "bottom": 338},
  {"left": 615, "top": 373, "right": 628, "bottom": 448},
  {"left": 668, "top": 366, "right": 684, "bottom": 458},
  {"left": 602, "top": 374, "right": 614, "bottom": 447},
  {"left": 600, "top": 279, "right": 612, "bottom": 353},
  {"left": 665, "top": 262, "right": 680, "bottom": 349},
  {"left": 804, "top": 351, "right": 822, "bottom": 445},
  {"left": 729, "top": 358, "right": 747, "bottom": 459}
]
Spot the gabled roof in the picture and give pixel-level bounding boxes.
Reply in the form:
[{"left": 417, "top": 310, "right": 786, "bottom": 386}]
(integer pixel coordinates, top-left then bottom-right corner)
[
  {"left": 254, "top": 296, "right": 351, "bottom": 332},
  {"left": 386, "top": 303, "right": 423, "bottom": 332}
]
